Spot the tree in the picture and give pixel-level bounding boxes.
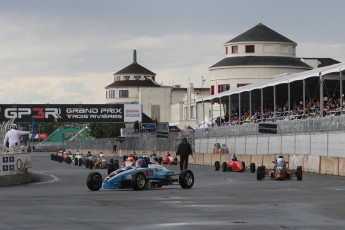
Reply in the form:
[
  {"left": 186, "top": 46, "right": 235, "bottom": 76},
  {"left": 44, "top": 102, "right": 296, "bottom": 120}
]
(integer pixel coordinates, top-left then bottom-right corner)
[{"left": 89, "top": 123, "right": 123, "bottom": 138}]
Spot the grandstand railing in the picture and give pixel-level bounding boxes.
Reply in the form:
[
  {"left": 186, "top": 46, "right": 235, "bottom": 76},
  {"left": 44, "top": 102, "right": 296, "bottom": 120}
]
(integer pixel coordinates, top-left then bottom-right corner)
[{"left": 195, "top": 115, "right": 345, "bottom": 138}]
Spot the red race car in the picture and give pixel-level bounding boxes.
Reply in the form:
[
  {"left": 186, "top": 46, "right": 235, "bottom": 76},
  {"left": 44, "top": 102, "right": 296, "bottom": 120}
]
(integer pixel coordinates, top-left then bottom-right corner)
[
  {"left": 159, "top": 154, "right": 178, "bottom": 165},
  {"left": 215, "top": 154, "right": 255, "bottom": 173}
]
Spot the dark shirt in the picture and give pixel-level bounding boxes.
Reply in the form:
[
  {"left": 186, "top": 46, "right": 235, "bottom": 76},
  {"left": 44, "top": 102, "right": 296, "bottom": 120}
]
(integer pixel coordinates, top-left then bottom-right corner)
[{"left": 176, "top": 142, "right": 192, "bottom": 156}]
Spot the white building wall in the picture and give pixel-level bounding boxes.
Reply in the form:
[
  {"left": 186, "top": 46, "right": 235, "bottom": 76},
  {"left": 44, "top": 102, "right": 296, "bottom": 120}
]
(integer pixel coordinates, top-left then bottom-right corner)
[
  {"left": 225, "top": 42, "right": 296, "bottom": 57},
  {"left": 210, "top": 66, "right": 308, "bottom": 92},
  {"left": 170, "top": 103, "right": 183, "bottom": 123},
  {"left": 105, "top": 87, "right": 139, "bottom": 104},
  {"left": 139, "top": 87, "right": 172, "bottom": 122}
]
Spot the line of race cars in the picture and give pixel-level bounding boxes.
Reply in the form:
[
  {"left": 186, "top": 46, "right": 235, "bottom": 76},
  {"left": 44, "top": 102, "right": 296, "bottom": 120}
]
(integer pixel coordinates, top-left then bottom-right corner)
[
  {"left": 214, "top": 154, "right": 302, "bottom": 181},
  {"left": 51, "top": 150, "right": 302, "bottom": 192},
  {"left": 51, "top": 150, "right": 193, "bottom": 191}
]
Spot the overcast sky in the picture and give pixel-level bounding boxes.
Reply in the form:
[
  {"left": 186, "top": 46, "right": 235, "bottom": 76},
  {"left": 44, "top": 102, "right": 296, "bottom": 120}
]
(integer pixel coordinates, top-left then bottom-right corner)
[{"left": 1, "top": 0, "right": 344, "bottom": 104}]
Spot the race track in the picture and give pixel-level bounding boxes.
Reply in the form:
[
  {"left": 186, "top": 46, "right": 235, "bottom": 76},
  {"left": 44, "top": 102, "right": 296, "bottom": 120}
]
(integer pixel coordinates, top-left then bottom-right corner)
[{"left": 0, "top": 152, "right": 344, "bottom": 230}]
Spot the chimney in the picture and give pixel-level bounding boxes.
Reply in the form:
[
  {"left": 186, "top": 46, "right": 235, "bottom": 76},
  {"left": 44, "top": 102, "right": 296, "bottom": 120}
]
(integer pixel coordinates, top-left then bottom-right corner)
[{"left": 133, "top": 50, "right": 137, "bottom": 64}]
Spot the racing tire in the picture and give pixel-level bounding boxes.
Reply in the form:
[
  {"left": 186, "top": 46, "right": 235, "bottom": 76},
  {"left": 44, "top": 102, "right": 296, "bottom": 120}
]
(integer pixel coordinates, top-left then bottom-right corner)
[
  {"left": 51, "top": 154, "right": 54, "bottom": 161},
  {"left": 131, "top": 172, "right": 147, "bottom": 191},
  {"left": 89, "top": 161, "right": 94, "bottom": 169},
  {"left": 214, "top": 161, "right": 220, "bottom": 171},
  {"left": 78, "top": 158, "right": 82, "bottom": 166},
  {"left": 86, "top": 172, "right": 102, "bottom": 191},
  {"left": 74, "top": 158, "right": 78, "bottom": 166},
  {"left": 179, "top": 170, "right": 194, "bottom": 189},
  {"left": 158, "top": 157, "right": 163, "bottom": 164},
  {"left": 123, "top": 155, "right": 127, "bottom": 162},
  {"left": 107, "top": 163, "right": 115, "bottom": 175},
  {"left": 109, "top": 158, "right": 114, "bottom": 164},
  {"left": 250, "top": 163, "right": 256, "bottom": 173},
  {"left": 222, "top": 162, "right": 227, "bottom": 172},
  {"left": 257, "top": 166, "right": 265, "bottom": 180},
  {"left": 241, "top": 161, "right": 246, "bottom": 172},
  {"left": 296, "top": 166, "right": 303, "bottom": 181}
]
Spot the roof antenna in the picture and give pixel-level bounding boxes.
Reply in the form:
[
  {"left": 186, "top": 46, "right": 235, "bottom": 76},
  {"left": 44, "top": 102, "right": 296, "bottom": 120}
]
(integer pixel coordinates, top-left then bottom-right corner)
[{"left": 133, "top": 49, "right": 137, "bottom": 64}]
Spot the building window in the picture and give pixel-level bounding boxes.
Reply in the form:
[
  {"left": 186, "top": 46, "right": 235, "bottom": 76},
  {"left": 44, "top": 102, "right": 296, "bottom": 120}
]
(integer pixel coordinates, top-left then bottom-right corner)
[
  {"left": 237, "top": 83, "right": 249, "bottom": 88},
  {"left": 119, "top": 90, "right": 129, "bottom": 98},
  {"left": 123, "top": 76, "right": 130, "bottom": 80},
  {"left": 190, "top": 106, "right": 194, "bottom": 119},
  {"left": 281, "top": 45, "right": 288, "bottom": 54},
  {"left": 231, "top": 46, "right": 238, "bottom": 54},
  {"left": 263, "top": 45, "right": 274, "bottom": 53},
  {"left": 245, "top": 45, "right": 255, "bottom": 53},
  {"left": 218, "top": 84, "right": 230, "bottom": 93},
  {"left": 225, "top": 47, "right": 228, "bottom": 55},
  {"left": 116, "top": 76, "right": 121, "bottom": 81},
  {"left": 109, "top": 90, "right": 115, "bottom": 98},
  {"left": 134, "top": 76, "right": 141, "bottom": 80},
  {"left": 210, "top": 85, "right": 215, "bottom": 95}
]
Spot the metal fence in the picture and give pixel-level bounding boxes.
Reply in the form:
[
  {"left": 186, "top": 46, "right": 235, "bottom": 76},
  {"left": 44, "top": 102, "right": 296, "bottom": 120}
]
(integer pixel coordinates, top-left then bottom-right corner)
[
  {"left": 195, "top": 115, "right": 345, "bottom": 138},
  {"left": 35, "top": 115, "right": 345, "bottom": 153},
  {"left": 62, "top": 132, "right": 186, "bottom": 152}
]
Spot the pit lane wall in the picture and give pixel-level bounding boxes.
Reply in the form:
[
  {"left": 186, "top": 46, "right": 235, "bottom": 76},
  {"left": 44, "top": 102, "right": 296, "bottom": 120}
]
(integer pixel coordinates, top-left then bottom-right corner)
[
  {"left": 67, "top": 148, "right": 345, "bottom": 177},
  {"left": 67, "top": 131, "right": 345, "bottom": 176},
  {"left": 0, "top": 151, "right": 32, "bottom": 186}
]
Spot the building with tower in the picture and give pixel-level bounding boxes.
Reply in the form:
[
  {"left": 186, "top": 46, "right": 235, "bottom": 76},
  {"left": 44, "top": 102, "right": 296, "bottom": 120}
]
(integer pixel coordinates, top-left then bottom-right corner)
[
  {"left": 105, "top": 50, "right": 209, "bottom": 128},
  {"left": 210, "top": 23, "right": 314, "bottom": 95}
]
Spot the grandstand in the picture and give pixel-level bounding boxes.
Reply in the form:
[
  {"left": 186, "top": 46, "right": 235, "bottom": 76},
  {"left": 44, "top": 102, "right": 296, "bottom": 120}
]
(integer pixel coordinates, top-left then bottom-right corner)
[{"left": 35, "top": 125, "right": 91, "bottom": 151}]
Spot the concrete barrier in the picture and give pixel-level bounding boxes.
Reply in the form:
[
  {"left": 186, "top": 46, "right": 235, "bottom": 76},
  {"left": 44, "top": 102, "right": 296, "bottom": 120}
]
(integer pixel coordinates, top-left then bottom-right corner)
[
  {"left": 237, "top": 154, "right": 251, "bottom": 166},
  {"left": 203, "top": 153, "right": 212, "bottom": 166},
  {"left": 251, "top": 155, "right": 263, "bottom": 168},
  {"left": 262, "top": 154, "right": 276, "bottom": 169},
  {"left": 338, "top": 158, "right": 345, "bottom": 176},
  {"left": 0, "top": 152, "right": 32, "bottom": 186},
  {"left": 303, "top": 155, "right": 320, "bottom": 173},
  {"left": 320, "top": 156, "right": 339, "bottom": 175},
  {"left": 288, "top": 154, "right": 304, "bottom": 170},
  {"left": 65, "top": 148, "right": 345, "bottom": 177}
]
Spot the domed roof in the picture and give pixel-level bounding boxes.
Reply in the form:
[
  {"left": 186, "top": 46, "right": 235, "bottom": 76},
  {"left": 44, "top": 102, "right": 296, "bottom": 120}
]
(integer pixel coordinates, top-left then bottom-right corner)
[
  {"left": 226, "top": 23, "right": 296, "bottom": 45},
  {"left": 105, "top": 79, "right": 161, "bottom": 88},
  {"left": 114, "top": 50, "right": 156, "bottom": 76},
  {"left": 210, "top": 56, "right": 312, "bottom": 69}
]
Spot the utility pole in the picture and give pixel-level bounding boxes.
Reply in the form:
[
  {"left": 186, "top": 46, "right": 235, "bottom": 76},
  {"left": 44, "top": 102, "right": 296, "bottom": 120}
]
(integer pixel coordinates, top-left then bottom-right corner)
[{"left": 201, "top": 76, "right": 206, "bottom": 88}]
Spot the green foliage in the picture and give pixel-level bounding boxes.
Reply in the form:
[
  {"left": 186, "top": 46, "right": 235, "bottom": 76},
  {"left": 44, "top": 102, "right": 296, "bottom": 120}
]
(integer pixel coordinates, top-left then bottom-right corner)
[{"left": 89, "top": 123, "right": 123, "bottom": 138}]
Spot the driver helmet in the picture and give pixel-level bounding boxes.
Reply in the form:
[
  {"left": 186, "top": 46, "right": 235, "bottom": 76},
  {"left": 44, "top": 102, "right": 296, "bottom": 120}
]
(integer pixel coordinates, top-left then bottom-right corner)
[
  {"left": 99, "top": 152, "right": 104, "bottom": 157},
  {"left": 232, "top": 153, "right": 237, "bottom": 161},
  {"left": 136, "top": 158, "right": 148, "bottom": 168},
  {"left": 277, "top": 158, "right": 284, "bottom": 164}
]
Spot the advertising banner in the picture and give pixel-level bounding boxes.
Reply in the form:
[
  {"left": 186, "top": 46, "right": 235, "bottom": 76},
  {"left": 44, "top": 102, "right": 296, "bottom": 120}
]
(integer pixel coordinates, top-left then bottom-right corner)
[
  {"left": 0, "top": 153, "right": 31, "bottom": 176},
  {"left": 0, "top": 104, "right": 142, "bottom": 123},
  {"left": 258, "top": 123, "right": 278, "bottom": 134}
]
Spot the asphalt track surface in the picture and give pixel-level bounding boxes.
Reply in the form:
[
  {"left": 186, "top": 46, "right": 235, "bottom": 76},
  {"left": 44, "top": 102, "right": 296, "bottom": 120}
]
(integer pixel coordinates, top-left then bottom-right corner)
[{"left": 1, "top": 152, "right": 345, "bottom": 230}]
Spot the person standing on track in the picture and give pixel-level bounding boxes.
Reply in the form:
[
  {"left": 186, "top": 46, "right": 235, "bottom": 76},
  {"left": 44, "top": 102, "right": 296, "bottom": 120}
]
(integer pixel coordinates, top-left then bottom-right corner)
[
  {"left": 3, "top": 124, "right": 30, "bottom": 152},
  {"left": 176, "top": 138, "right": 193, "bottom": 170}
]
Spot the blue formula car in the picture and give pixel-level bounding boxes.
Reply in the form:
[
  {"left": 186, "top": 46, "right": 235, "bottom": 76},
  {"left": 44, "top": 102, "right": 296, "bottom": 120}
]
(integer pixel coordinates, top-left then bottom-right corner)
[{"left": 86, "top": 157, "right": 194, "bottom": 191}]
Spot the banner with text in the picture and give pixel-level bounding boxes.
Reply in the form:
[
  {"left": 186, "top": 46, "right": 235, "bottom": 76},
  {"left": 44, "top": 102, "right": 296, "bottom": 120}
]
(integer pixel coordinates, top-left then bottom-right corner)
[{"left": 0, "top": 104, "right": 142, "bottom": 123}]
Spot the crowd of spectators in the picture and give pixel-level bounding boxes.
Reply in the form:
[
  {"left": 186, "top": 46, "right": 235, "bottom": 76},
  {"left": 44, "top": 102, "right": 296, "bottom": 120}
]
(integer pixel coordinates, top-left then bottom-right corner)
[{"left": 212, "top": 93, "right": 345, "bottom": 126}]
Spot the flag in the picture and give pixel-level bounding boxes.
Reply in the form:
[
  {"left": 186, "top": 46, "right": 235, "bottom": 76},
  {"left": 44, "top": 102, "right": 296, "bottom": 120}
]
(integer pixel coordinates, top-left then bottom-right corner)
[{"left": 31, "top": 118, "right": 36, "bottom": 141}]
